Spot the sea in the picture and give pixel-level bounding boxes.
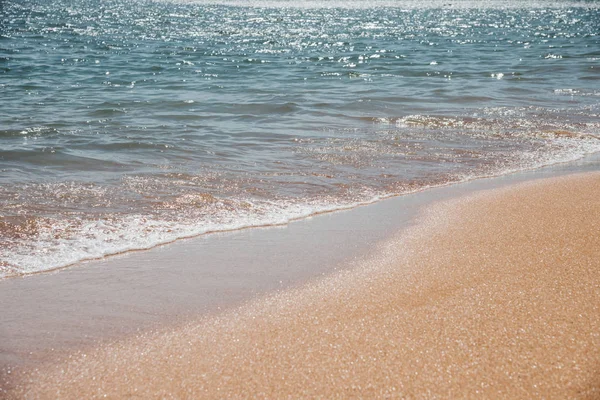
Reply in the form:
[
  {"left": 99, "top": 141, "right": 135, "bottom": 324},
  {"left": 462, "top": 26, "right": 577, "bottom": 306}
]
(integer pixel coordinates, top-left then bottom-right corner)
[{"left": 1, "top": 0, "right": 599, "bottom": 278}]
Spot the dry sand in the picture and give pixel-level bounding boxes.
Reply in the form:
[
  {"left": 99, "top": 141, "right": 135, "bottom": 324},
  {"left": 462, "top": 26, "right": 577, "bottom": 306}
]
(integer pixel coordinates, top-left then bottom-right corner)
[{"left": 5, "top": 172, "right": 600, "bottom": 399}]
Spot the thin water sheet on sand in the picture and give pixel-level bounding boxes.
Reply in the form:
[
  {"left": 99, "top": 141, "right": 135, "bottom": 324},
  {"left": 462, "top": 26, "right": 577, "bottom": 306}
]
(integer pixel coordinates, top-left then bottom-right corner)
[{"left": 6, "top": 172, "right": 600, "bottom": 398}]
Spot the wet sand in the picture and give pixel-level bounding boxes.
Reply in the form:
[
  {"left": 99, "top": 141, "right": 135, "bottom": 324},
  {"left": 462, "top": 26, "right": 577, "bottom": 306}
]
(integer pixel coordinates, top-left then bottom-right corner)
[{"left": 5, "top": 171, "right": 600, "bottom": 399}]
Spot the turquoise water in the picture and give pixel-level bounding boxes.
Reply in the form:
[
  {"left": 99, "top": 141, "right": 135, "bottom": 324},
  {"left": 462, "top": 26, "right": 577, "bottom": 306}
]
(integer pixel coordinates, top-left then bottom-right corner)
[{"left": 1, "top": 0, "right": 599, "bottom": 276}]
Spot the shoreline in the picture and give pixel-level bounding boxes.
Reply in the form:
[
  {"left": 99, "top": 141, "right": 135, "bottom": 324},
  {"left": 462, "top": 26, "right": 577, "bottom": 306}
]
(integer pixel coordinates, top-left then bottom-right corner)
[
  {"left": 6, "top": 170, "right": 600, "bottom": 398},
  {"left": 4, "top": 151, "right": 600, "bottom": 282},
  {"left": 2, "top": 158, "right": 600, "bottom": 396}
]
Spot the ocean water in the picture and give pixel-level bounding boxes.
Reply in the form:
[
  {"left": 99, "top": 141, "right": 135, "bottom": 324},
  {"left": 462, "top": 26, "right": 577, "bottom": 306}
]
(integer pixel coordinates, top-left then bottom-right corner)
[{"left": 1, "top": 0, "right": 599, "bottom": 277}]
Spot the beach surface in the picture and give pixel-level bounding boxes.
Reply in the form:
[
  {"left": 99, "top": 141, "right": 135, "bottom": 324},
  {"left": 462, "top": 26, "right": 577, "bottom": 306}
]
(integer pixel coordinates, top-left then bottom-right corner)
[{"left": 5, "top": 171, "right": 600, "bottom": 398}]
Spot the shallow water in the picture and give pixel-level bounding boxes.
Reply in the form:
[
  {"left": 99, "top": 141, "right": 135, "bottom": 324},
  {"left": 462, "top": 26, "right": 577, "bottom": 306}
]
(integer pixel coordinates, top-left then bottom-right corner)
[{"left": 1, "top": 0, "right": 599, "bottom": 276}]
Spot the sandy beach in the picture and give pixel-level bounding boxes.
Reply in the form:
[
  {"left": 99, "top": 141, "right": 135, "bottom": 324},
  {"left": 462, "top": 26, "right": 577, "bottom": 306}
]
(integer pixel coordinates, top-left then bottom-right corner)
[{"left": 4, "top": 171, "right": 599, "bottom": 399}]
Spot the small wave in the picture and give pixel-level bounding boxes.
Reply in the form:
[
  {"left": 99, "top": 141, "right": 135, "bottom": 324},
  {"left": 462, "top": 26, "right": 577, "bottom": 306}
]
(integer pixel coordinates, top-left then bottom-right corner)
[
  {"left": 0, "top": 194, "right": 389, "bottom": 279},
  {"left": 17, "top": 126, "right": 59, "bottom": 137},
  {"left": 88, "top": 108, "right": 128, "bottom": 117},
  {"left": 554, "top": 88, "right": 600, "bottom": 97},
  {"left": 369, "top": 115, "right": 494, "bottom": 130}
]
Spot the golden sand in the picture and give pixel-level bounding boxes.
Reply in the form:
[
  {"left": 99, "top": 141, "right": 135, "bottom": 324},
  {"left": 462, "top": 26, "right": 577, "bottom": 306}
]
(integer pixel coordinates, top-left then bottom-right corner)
[{"left": 7, "top": 172, "right": 600, "bottom": 399}]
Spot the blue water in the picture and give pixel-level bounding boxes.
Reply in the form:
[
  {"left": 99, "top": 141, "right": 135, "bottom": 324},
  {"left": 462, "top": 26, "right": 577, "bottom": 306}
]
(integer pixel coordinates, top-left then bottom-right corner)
[{"left": 1, "top": 0, "right": 599, "bottom": 276}]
